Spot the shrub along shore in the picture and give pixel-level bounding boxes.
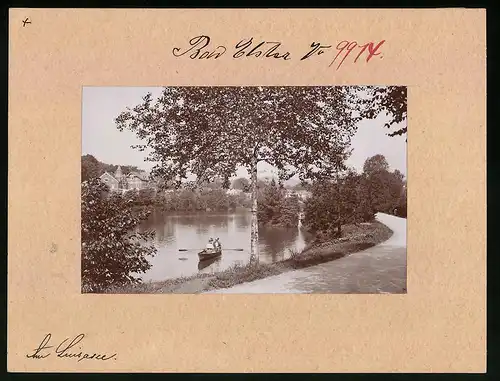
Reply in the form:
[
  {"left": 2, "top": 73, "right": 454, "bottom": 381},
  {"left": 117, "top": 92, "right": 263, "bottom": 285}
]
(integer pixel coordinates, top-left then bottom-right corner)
[{"left": 106, "top": 220, "right": 393, "bottom": 294}]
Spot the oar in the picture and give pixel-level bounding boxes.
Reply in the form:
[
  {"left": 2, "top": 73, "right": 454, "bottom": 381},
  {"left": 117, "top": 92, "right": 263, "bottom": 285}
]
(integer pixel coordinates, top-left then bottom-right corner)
[{"left": 178, "top": 248, "right": 244, "bottom": 251}]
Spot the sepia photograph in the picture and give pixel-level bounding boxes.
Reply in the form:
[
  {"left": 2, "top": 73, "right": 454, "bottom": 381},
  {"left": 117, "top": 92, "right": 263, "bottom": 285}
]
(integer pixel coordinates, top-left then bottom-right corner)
[{"left": 81, "top": 86, "right": 407, "bottom": 294}]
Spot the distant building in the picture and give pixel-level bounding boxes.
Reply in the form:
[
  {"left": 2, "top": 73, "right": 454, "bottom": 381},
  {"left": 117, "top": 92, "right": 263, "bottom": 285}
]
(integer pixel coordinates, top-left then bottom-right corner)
[
  {"left": 284, "top": 189, "right": 312, "bottom": 200},
  {"left": 226, "top": 189, "right": 243, "bottom": 196},
  {"left": 99, "top": 166, "right": 152, "bottom": 192}
]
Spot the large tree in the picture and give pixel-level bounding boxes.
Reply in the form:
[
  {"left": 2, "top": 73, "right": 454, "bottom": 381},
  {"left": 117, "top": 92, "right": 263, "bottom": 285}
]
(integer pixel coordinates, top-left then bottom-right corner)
[
  {"left": 304, "top": 170, "right": 372, "bottom": 237},
  {"left": 257, "top": 179, "right": 284, "bottom": 226},
  {"left": 115, "top": 86, "right": 360, "bottom": 262},
  {"left": 363, "top": 154, "right": 390, "bottom": 175},
  {"left": 362, "top": 155, "right": 406, "bottom": 214}
]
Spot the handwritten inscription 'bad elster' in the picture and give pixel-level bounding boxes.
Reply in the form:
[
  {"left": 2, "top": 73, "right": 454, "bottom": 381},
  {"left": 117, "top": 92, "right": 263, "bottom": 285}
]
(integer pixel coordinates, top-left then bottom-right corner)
[{"left": 172, "top": 35, "right": 385, "bottom": 70}]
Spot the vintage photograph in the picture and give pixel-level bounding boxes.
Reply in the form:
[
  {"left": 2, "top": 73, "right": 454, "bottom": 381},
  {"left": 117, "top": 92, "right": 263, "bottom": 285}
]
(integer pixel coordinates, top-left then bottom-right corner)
[{"left": 81, "top": 86, "right": 407, "bottom": 294}]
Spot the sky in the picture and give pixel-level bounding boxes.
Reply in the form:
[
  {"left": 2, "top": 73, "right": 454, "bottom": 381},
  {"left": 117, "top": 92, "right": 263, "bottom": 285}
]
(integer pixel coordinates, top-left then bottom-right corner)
[{"left": 82, "top": 87, "right": 407, "bottom": 182}]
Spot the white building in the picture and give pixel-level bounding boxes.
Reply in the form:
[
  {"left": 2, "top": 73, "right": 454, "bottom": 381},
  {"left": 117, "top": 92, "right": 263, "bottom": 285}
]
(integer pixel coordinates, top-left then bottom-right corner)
[{"left": 99, "top": 166, "right": 152, "bottom": 192}]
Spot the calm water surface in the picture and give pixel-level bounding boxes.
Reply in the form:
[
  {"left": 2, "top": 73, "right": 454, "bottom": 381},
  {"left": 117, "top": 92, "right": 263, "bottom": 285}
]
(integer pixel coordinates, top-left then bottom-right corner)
[{"left": 137, "top": 210, "right": 311, "bottom": 281}]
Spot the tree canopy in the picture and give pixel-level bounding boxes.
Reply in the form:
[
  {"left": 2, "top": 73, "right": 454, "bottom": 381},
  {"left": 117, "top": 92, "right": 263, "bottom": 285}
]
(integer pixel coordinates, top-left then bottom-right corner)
[
  {"left": 232, "top": 177, "right": 250, "bottom": 191},
  {"left": 359, "top": 86, "right": 407, "bottom": 137},
  {"left": 115, "top": 86, "right": 361, "bottom": 187},
  {"left": 363, "top": 154, "right": 390, "bottom": 175},
  {"left": 362, "top": 155, "right": 406, "bottom": 214},
  {"left": 304, "top": 169, "right": 373, "bottom": 237}
]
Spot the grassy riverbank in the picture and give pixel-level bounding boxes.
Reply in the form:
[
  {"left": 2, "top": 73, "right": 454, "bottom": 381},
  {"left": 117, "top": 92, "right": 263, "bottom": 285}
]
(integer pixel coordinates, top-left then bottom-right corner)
[{"left": 106, "top": 220, "right": 393, "bottom": 294}]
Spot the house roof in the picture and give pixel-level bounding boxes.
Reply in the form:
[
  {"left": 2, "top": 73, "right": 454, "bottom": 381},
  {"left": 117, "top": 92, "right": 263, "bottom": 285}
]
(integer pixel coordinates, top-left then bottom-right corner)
[
  {"left": 100, "top": 170, "right": 150, "bottom": 183},
  {"left": 128, "top": 171, "right": 149, "bottom": 181},
  {"left": 100, "top": 172, "right": 118, "bottom": 181}
]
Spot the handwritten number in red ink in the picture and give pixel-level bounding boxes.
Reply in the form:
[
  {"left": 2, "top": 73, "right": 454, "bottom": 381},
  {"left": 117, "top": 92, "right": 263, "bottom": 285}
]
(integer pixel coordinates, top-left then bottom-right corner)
[
  {"left": 354, "top": 43, "right": 369, "bottom": 63},
  {"left": 330, "top": 40, "right": 385, "bottom": 70},
  {"left": 366, "top": 40, "right": 385, "bottom": 62},
  {"left": 330, "top": 41, "right": 359, "bottom": 70},
  {"left": 329, "top": 40, "right": 348, "bottom": 68},
  {"left": 338, "top": 41, "right": 358, "bottom": 69}
]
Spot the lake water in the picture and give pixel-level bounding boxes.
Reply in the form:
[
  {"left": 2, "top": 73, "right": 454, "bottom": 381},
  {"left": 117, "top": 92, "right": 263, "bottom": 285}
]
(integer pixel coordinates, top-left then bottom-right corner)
[{"left": 137, "top": 210, "right": 311, "bottom": 282}]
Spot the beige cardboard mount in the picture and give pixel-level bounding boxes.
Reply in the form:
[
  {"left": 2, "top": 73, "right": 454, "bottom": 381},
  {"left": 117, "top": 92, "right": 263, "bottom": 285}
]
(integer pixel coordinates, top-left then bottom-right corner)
[{"left": 8, "top": 9, "right": 486, "bottom": 373}]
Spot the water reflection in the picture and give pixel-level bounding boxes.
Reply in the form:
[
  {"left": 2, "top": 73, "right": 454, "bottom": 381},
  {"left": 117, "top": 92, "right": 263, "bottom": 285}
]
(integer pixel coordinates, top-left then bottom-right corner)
[
  {"left": 198, "top": 257, "right": 222, "bottom": 272},
  {"left": 259, "top": 228, "right": 298, "bottom": 262},
  {"left": 235, "top": 213, "right": 250, "bottom": 229},
  {"left": 137, "top": 210, "right": 311, "bottom": 282}
]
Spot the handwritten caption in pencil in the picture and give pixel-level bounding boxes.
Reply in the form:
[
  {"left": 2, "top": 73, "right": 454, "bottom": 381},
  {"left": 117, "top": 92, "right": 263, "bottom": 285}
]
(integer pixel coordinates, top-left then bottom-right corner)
[{"left": 172, "top": 35, "right": 385, "bottom": 71}]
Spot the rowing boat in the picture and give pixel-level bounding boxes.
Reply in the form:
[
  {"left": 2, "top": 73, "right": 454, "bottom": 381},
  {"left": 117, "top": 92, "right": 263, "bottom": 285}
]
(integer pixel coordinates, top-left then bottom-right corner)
[{"left": 198, "top": 248, "right": 222, "bottom": 261}]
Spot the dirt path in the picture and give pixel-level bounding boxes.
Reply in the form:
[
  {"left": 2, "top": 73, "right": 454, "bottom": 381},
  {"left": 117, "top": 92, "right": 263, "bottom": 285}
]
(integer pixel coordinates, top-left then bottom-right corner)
[
  {"left": 205, "top": 213, "right": 407, "bottom": 294},
  {"left": 156, "top": 277, "right": 215, "bottom": 293}
]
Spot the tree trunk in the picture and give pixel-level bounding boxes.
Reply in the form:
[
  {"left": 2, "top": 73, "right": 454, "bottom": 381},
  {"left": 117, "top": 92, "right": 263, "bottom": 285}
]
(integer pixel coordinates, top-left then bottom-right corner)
[{"left": 250, "top": 154, "right": 259, "bottom": 263}]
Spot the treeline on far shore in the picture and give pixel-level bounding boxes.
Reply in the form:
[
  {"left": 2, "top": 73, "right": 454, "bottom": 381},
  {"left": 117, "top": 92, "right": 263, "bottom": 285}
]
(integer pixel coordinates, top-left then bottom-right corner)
[
  {"left": 123, "top": 187, "right": 252, "bottom": 212},
  {"left": 109, "top": 182, "right": 302, "bottom": 229}
]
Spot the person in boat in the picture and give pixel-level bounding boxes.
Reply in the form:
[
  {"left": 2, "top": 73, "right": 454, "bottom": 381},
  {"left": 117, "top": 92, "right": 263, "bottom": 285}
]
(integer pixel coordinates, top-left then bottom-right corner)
[
  {"left": 214, "top": 238, "right": 222, "bottom": 251},
  {"left": 206, "top": 238, "right": 215, "bottom": 252}
]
